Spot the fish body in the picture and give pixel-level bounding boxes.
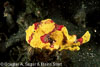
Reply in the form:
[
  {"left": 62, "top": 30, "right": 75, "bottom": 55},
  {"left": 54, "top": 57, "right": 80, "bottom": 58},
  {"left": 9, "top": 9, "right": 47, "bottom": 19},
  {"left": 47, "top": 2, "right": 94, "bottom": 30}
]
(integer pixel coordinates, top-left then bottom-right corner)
[{"left": 26, "top": 19, "right": 91, "bottom": 51}]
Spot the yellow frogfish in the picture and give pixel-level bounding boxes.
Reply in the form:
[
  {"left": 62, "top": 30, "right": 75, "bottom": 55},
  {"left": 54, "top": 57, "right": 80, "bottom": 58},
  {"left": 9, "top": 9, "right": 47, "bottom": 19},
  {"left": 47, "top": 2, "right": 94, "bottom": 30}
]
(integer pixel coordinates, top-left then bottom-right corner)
[{"left": 26, "top": 19, "right": 91, "bottom": 51}]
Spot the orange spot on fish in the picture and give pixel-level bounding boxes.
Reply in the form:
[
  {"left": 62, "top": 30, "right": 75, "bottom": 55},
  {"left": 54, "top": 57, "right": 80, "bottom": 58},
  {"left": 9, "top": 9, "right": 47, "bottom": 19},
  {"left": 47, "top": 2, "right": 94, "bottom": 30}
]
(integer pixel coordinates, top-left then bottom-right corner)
[
  {"left": 77, "top": 37, "right": 83, "bottom": 44},
  {"left": 50, "top": 44, "right": 54, "bottom": 48},
  {"left": 28, "top": 33, "right": 34, "bottom": 43},
  {"left": 50, "top": 20, "right": 54, "bottom": 23},
  {"left": 40, "top": 34, "right": 49, "bottom": 43},
  {"left": 55, "top": 24, "right": 64, "bottom": 31},
  {"left": 34, "top": 22, "right": 39, "bottom": 30}
]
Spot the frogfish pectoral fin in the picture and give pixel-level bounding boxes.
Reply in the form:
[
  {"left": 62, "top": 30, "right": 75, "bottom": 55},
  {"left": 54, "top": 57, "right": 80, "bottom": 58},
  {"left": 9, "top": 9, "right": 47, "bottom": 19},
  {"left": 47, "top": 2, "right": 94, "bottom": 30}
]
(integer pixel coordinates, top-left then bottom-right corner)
[{"left": 82, "top": 31, "right": 91, "bottom": 44}]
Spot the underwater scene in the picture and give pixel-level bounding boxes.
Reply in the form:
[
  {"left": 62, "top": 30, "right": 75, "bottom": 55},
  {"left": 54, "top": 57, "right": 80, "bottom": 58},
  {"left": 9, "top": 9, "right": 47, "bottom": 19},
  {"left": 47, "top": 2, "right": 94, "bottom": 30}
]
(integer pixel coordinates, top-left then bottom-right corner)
[{"left": 0, "top": 0, "right": 100, "bottom": 67}]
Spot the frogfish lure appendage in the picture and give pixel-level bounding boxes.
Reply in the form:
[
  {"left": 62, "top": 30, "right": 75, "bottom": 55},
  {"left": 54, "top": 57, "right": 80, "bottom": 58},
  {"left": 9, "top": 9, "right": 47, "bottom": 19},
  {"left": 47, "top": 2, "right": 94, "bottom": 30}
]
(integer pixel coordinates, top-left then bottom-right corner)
[{"left": 25, "top": 19, "right": 91, "bottom": 51}]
